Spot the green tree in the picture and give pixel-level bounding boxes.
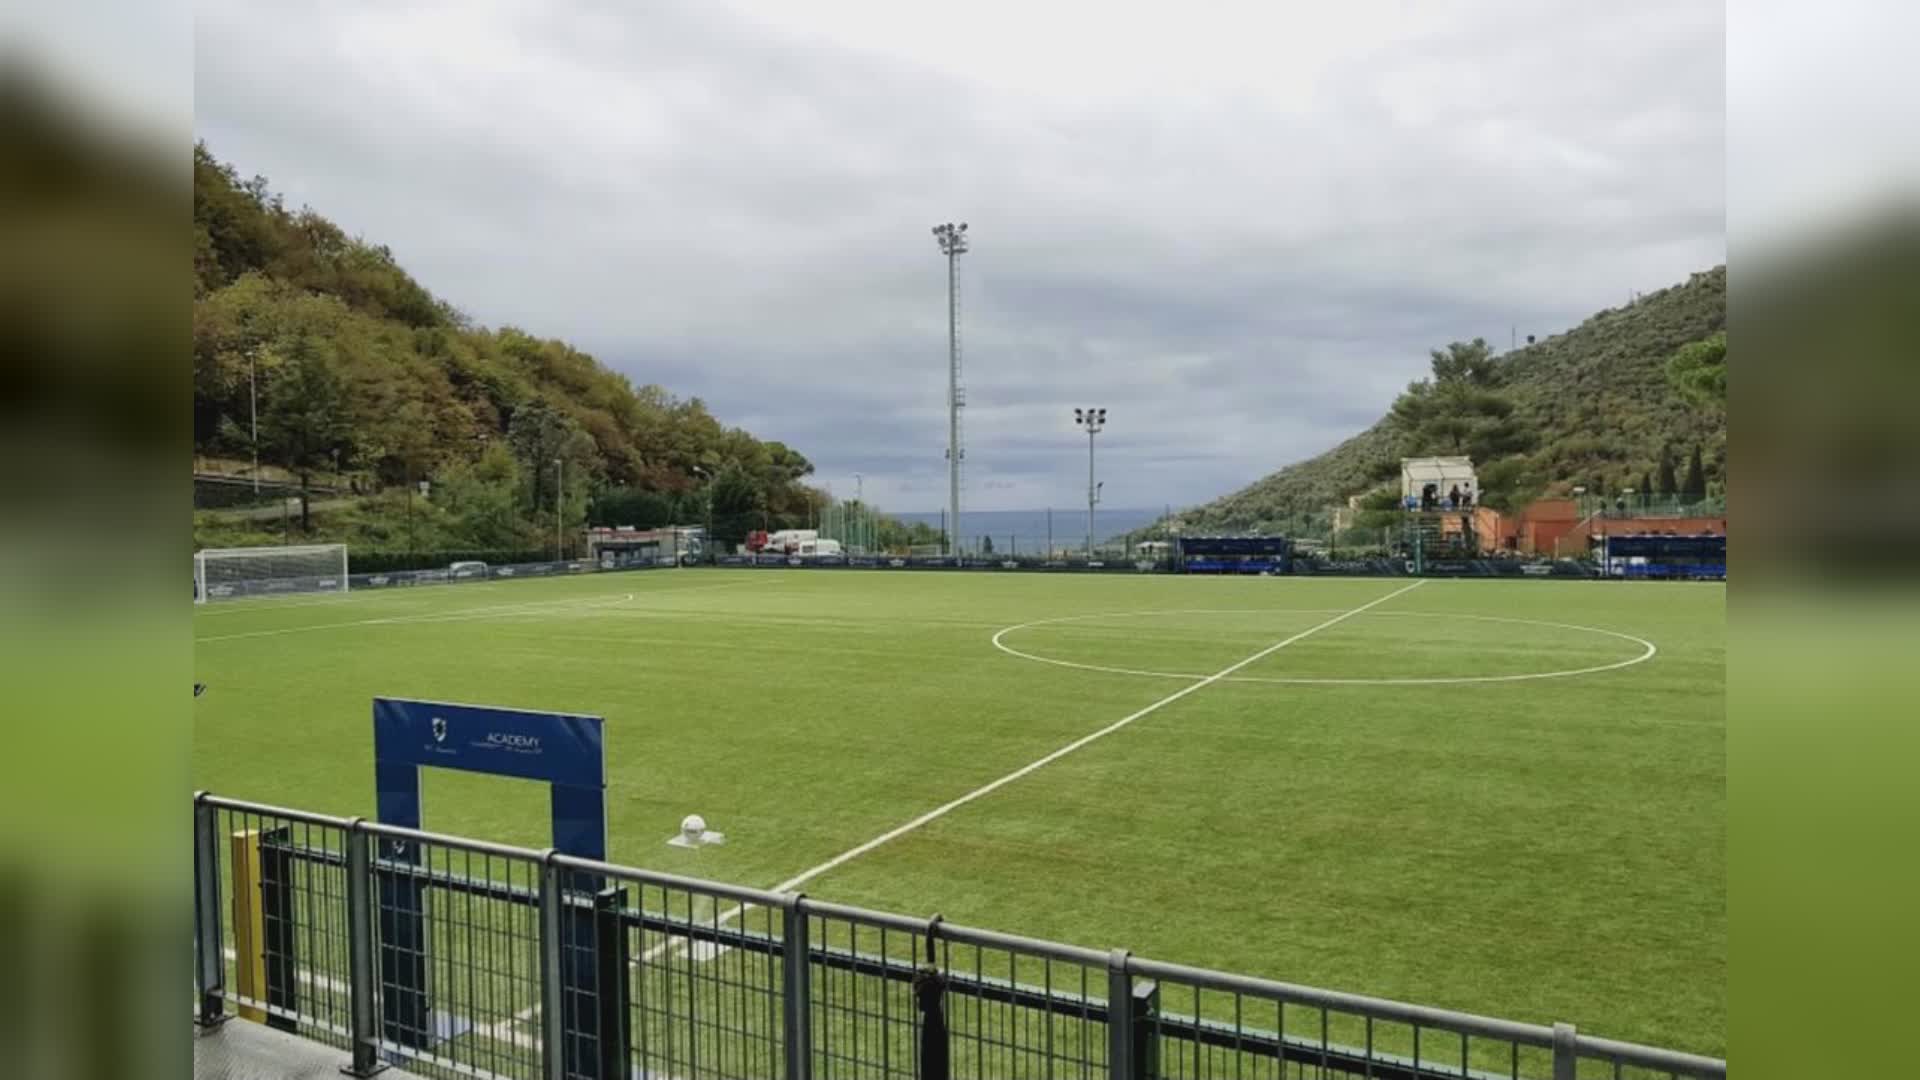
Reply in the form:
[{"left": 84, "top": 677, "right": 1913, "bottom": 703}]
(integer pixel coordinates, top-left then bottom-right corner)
[
  {"left": 1426, "top": 338, "right": 1501, "bottom": 386},
  {"left": 258, "top": 336, "right": 354, "bottom": 530},
  {"left": 435, "top": 443, "right": 526, "bottom": 548},
  {"left": 1683, "top": 445, "right": 1707, "bottom": 501},
  {"left": 193, "top": 145, "right": 833, "bottom": 554},
  {"left": 1388, "top": 338, "right": 1536, "bottom": 505},
  {"left": 508, "top": 400, "right": 599, "bottom": 514},
  {"left": 981, "top": 534, "right": 995, "bottom": 555},
  {"left": 1350, "top": 488, "right": 1404, "bottom": 532},
  {"left": 1657, "top": 445, "right": 1679, "bottom": 497},
  {"left": 1667, "top": 331, "right": 1726, "bottom": 408},
  {"left": 591, "top": 488, "right": 674, "bottom": 528},
  {"left": 1389, "top": 381, "right": 1531, "bottom": 460},
  {"left": 707, "top": 466, "right": 762, "bottom": 549}
]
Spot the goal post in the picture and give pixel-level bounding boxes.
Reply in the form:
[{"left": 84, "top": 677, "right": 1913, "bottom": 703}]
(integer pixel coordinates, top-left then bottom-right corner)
[{"left": 194, "top": 544, "right": 349, "bottom": 603}]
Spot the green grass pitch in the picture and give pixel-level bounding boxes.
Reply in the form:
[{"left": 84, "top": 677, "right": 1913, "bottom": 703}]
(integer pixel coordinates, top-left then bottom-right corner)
[{"left": 192, "top": 569, "right": 1724, "bottom": 1057}]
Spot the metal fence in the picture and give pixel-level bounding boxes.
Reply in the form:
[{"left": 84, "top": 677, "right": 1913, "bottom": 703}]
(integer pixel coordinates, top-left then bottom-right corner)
[{"left": 194, "top": 793, "right": 1726, "bottom": 1080}]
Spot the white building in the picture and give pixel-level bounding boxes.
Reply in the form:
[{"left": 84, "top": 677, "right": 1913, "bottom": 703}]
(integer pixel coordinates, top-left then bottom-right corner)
[{"left": 1400, "top": 456, "right": 1479, "bottom": 508}]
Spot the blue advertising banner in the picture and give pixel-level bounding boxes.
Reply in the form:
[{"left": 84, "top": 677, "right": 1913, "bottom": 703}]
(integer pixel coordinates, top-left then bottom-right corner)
[
  {"left": 373, "top": 696, "right": 606, "bottom": 857},
  {"left": 349, "top": 556, "right": 666, "bottom": 594},
  {"left": 371, "top": 697, "right": 610, "bottom": 1067}
]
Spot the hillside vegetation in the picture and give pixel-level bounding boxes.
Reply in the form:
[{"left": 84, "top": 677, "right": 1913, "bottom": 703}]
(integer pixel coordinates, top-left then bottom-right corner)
[
  {"left": 193, "top": 143, "right": 820, "bottom": 553},
  {"left": 1160, "top": 266, "right": 1727, "bottom": 536}
]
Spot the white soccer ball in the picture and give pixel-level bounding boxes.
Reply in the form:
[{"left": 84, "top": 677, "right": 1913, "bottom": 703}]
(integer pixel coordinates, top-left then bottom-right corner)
[{"left": 680, "top": 814, "right": 707, "bottom": 838}]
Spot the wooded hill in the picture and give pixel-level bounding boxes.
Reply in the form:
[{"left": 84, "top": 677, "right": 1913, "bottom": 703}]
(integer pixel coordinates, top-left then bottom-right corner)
[
  {"left": 192, "top": 143, "right": 819, "bottom": 553},
  {"left": 1157, "top": 266, "right": 1727, "bottom": 538}
]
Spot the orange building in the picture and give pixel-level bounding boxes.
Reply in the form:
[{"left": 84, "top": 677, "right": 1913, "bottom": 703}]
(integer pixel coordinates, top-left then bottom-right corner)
[{"left": 1476, "top": 498, "right": 1725, "bottom": 556}]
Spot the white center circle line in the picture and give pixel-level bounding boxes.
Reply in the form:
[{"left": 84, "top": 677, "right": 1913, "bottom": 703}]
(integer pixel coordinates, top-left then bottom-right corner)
[{"left": 990, "top": 608, "right": 1657, "bottom": 686}]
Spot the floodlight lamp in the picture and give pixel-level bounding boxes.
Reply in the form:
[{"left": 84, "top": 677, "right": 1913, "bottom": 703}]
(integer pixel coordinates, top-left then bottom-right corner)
[
  {"left": 959, "top": 222, "right": 967, "bottom": 231},
  {"left": 1074, "top": 408, "right": 1084, "bottom": 421}
]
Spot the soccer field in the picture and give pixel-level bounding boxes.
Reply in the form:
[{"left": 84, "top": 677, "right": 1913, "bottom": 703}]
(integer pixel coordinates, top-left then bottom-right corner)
[{"left": 192, "top": 569, "right": 1724, "bottom": 1057}]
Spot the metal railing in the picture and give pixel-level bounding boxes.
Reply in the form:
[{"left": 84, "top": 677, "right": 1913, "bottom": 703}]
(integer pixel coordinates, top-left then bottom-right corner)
[{"left": 193, "top": 793, "right": 1726, "bottom": 1080}]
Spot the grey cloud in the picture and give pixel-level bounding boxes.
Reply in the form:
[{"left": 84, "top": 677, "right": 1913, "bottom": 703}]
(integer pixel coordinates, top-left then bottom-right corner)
[{"left": 194, "top": 0, "right": 1724, "bottom": 513}]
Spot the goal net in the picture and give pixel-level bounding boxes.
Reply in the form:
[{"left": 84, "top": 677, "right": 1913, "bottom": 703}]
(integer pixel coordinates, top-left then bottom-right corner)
[{"left": 195, "top": 544, "right": 349, "bottom": 604}]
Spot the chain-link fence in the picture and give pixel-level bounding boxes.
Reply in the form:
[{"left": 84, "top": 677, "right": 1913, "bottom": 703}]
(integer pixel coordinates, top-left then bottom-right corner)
[{"left": 196, "top": 794, "right": 1724, "bottom": 1080}]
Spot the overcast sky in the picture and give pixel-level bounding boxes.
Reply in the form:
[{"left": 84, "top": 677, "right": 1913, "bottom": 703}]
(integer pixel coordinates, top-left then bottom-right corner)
[{"left": 193, "top": 0, "right": 1725, "bottom": 512}]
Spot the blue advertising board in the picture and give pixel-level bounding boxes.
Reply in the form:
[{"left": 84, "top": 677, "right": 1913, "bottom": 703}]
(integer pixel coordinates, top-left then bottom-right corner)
[
  {"left": 373, "top": 696, "right": 607, "bottom": 858},
  {"left": 371, "top": 698, "right": 609, "bottom": 1065}
]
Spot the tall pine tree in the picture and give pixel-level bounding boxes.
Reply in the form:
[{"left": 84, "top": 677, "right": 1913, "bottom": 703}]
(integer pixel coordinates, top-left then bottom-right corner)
[
  {"left": 1657, "top": 445, "right": 1679, "bottom": 498},
  {"left": 1683, "top": 445, "right": 1706, "bottom": 501}
]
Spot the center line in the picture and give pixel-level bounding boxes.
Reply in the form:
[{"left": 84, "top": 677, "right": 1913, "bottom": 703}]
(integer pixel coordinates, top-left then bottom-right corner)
[{"left": 640, "top": 578, "right": 1426, "bottom": 965}]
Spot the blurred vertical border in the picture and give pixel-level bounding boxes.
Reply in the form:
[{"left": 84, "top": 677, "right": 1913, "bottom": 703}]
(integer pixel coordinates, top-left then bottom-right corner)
[
  {"left": 1730, "top": 1, "right": 1920, "bottom": 1076},
  {"left": 0, "top": 1, "right": 1914, "bottom": 1077},
  {"left": 1, "top": 3, "right": 188, "bottom": 1077}
]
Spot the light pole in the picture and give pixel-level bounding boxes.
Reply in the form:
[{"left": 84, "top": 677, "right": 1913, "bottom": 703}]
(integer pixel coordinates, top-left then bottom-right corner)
[
  {"left": 932, "top": 221, "right": 968, "bottom": 561},
  {"left": 853, "top": 472, "right": 865, "bottom": 553},
  {"left": 1074, "top": 407, "right": 1107, "bottom": 559},
  {"left": 553, "top": 458, "right": 564, "bottom": 560},
  {"left": 248, "top": 346, "right": 261, "bottom": 494},
  {"left": 692, "top": 465, "right": 714, "bottom": 564}
]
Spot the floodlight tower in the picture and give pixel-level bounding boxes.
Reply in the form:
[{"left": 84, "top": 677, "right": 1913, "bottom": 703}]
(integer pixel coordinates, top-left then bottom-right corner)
[
  {"left": 932, "top": 222, "right": 968, "bottom": 559},
  {"left": 1074, "top": 407, "right": 1107, "bottom": 559}
]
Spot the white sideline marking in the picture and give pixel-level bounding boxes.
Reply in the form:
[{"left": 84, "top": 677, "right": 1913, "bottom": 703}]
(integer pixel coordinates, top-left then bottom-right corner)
[
  {"left": 193, "top": 594, "right": 637, "bottom": 643},
  {"left": 643, "top": 579, "right": 1428, "bottom": 965},
  {"left": 220, "top": 947, "right": 522, "bottom": 1049},
  {"left": 193, "top": 579, "right": 767, "bottom": 643}
]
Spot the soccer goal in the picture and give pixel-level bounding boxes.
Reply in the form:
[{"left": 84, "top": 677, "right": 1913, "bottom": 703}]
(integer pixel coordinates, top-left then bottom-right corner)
[{"left": 194, "top": 544, "right": 349, "bottom": 603}]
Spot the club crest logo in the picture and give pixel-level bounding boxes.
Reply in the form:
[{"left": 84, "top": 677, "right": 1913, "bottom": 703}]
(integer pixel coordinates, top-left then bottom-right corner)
[{"left": 431, "top": 717, "right": 448, "bottom": 743}]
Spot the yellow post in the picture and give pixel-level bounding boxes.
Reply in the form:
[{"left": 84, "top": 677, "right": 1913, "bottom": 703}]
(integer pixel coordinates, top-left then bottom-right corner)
[{"left": 229, "top": 829, "right": 268, "bottom": 1024}]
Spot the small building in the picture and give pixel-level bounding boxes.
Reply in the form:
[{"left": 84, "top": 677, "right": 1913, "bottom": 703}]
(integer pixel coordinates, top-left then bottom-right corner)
[
  {"left": 585, "top": 526, "right": 703, "bottom": 566},
  {"left": 1400, "top": 456, "right": 1479, "bottom": 511},
  {"left": 1474, "top": 498, "right": 1582, "bottom": 555},
  {"left": 1473, "top": 497, "right": 1727, "bottom": 557}
]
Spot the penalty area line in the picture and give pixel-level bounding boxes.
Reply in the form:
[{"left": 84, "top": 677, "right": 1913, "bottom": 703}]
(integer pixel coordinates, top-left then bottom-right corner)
[{"left": 641, "top": 578, "right": 1427, "bottom": 963}]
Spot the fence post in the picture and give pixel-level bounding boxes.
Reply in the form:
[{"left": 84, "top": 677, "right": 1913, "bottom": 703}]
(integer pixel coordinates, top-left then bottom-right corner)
[
  {"left": 192, "top": 793, "right": 226, "bottom": 1028},
  {"left": 781, "top": 893, "right": 812, "bottom": 1080},
  {"left": 914, "top": 916, "right": 950, "bottom": 1080},
  {"left": 539, "top": 852, "right": 566, "bottom": 1080},
  {"left": 1131, "top": 980, "right": 1159, "bottom": 1080},
  {"left": 1552, "top": 1022, "right": 1578, "bottom": 1080},
  {"left": 258, "top": 827, "right": 299, "bottom": 1033},
  {"left": 593, "top": 887, "right": 630, "bottom": 1080},
  {"left": 1107, "top": 949, "right": 1134, "bottom": 1080},
  {"left": 341, "top": 820, "right": 384, "bottom": 1076}
]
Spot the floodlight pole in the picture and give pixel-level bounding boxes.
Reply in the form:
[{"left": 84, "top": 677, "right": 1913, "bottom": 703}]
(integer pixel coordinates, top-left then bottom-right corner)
[
  {"left": 554, "top": 458, "right": 564, "bottom": 560},
  {"left": 693, "top": 466, "right": 714, "bottom": 564},
  {"left": 933, "top": 222, "right": 968, "bottom": 561},
  {"left": 1075, "top": 407, "right": 1107, "bottom": 559},
  {"left": 249, "top": 347, "right": 260, "bottom": 494},
  {"left": 854, "top": 472, "right": 864, "bottom": 553}
]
